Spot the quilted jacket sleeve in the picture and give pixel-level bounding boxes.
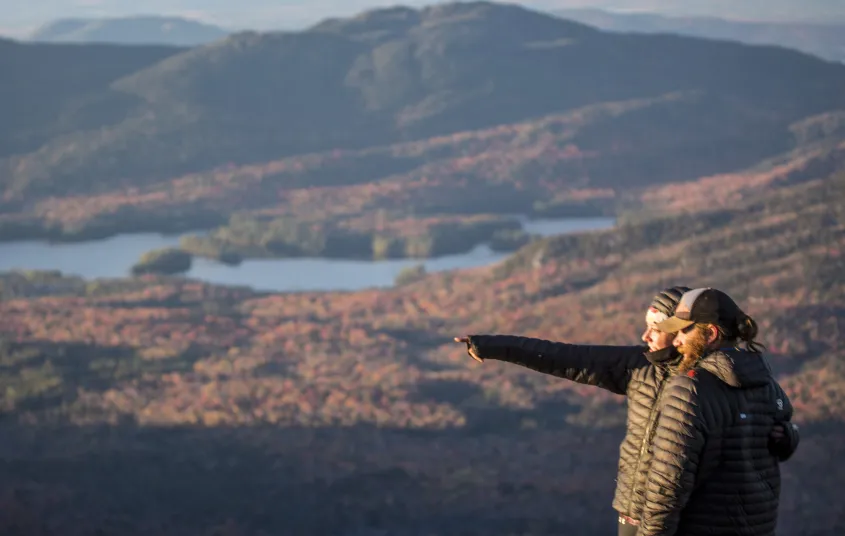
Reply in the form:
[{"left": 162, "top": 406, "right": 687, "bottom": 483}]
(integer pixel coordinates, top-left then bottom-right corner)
[
  {"left": 639, "top": 375, "right": 707, "bottom": 536},
  {"left": 466, "top": 334, "right": 648, "bottom": 395}
]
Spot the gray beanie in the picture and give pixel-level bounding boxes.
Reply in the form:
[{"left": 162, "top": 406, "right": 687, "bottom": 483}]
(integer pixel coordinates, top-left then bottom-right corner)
[{"left": 645, "top": 285, "right": 692, "bottom": 326}]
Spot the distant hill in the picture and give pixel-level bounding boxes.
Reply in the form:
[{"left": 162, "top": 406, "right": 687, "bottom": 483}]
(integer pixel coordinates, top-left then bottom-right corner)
[
  {"left": 545, "top": 0, "right": 845, "bottom": 23},
  {"left": 5, "top": 0, "right": 845, "bottom": 35},
  {"left": 29, "top": 15, "right": 229, "bottom": 46},
  {"left": 0, "top": 37, "right": 184, "bottom": 159},
  {"left": 2, "top": 1, "right": 845, "bottom": 203},
  {"left": 553, "top": 7, "right": 845, "bottom": 63}
]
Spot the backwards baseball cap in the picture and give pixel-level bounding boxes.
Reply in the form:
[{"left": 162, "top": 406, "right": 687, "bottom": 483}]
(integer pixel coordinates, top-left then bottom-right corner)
[{"left": 655, "top": 287, "right": 744, "bottom": 334}]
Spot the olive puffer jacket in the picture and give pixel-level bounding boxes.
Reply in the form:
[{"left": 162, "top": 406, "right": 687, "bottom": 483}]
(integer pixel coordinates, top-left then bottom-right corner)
[{"left": 465, "top": 336, "right": 797, "bottom": 535}]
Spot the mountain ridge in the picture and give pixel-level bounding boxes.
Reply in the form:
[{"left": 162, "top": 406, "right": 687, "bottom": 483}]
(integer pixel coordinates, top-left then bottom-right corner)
[
  {"left": 3, "top": 1, "right": 845, "bottom": 204},
  {"left": 552, "top": 7, "right": 845, "bottom": 63},
  {"left": 29, "top": 15, "right": 229, "bottom": 46}
]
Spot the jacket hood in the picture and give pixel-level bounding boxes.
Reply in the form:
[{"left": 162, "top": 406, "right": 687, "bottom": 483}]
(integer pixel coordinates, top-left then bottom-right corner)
[{"left": 698, "top": 348, "right": 772, "bottom": 388}]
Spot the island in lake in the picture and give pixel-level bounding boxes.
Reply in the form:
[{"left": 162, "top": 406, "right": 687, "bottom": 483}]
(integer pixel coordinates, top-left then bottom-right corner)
[{"left": 131, "top": 247, "right": 193, "bottom": 275}]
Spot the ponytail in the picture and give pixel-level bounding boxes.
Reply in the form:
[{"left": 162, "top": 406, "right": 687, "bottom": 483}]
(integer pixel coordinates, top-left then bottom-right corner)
[{"left": 737, "top": 315, "right": 766, "bottom": 353}]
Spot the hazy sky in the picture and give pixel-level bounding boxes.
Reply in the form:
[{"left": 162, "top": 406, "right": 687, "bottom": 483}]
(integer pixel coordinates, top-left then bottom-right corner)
[{"left": 2, "top": 0, "right": 844, "bottom": 37}]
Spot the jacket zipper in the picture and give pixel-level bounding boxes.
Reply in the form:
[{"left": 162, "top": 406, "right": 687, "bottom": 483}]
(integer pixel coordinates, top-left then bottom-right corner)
[{"left": 625, "top": 369, "right": 668, "bottom": 517}]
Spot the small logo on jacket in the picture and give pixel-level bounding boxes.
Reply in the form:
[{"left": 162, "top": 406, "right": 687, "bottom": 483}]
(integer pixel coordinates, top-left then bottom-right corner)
[{"left": 777, "top": 398, "right": 784, "bottom": 410}]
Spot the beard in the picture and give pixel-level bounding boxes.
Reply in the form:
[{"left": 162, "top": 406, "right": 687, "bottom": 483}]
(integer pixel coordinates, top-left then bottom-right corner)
[{"left": 677, "top": 326, "right": 709, "bottom": 372}]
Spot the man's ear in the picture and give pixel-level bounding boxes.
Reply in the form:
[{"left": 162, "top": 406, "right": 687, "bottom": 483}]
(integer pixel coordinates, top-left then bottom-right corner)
[{"left": 706, "top": 324, "right": 720, "bottom": 345}]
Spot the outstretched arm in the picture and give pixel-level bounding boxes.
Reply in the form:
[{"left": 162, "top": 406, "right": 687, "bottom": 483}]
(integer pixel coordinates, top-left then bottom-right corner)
[
  {"left": 640, "top": 377, "right": 706, "bottom": 536},
  {"left": 459, "top": 334, "right": 649, "bottom": 395}
]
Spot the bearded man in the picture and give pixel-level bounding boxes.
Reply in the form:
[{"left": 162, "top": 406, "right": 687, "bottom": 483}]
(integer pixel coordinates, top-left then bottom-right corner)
[
  {"left": 455, "top": 286, "right": 798, "bottom": 536},
  {"left": 635, "top": 287, "right": 795, "bottom": 536}
]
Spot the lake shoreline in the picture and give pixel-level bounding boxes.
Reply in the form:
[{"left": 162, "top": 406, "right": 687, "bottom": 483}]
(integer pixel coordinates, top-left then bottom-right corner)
[
  {"left": 0, "top": 202, "right": 614, "bottom": 247},
  {"left": 0, "top": 216, "right": 616, "bottom": 293},
  {"left": 0, "top": 210, "right": 226, "bottom": 246}
]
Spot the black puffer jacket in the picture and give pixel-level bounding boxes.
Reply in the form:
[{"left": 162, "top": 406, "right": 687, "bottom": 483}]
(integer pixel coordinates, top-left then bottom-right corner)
[
  {"left": 638, "top": 348, "right": 793, "bottom": 536},
  {"left": 465, "top": 336, "right": 797, "bottom": 534}
]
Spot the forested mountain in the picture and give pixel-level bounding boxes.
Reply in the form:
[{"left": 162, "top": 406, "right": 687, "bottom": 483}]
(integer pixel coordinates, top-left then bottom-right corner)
[{"left": 3, "top": 1, "right": 845, "bottom": 201}]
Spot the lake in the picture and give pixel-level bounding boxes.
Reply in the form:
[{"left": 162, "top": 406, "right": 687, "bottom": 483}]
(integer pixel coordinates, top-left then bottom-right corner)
[{"left": 0, "top": 216, "right": 615, "bottom": 292}]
